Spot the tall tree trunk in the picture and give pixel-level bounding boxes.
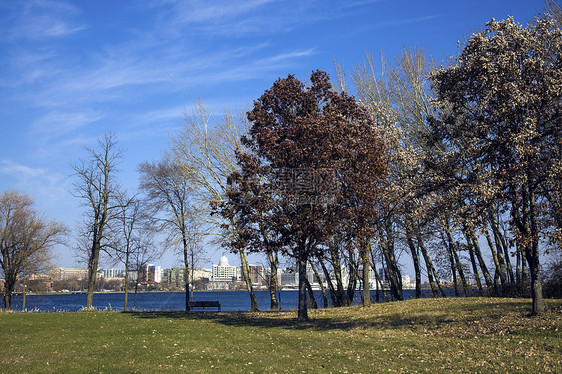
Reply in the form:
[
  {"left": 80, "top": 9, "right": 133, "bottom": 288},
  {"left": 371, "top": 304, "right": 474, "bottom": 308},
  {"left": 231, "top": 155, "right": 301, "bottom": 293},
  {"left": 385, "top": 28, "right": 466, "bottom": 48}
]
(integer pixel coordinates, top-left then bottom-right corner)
[
  {"left": 527, "top": 188, "right": 545, "bottom": 315},
  {"left": 516, "top": 245, "right": 523, "bottom": 292},
  {"left": 490, "top": 210, "right": 515, "bottom": 287},
  {"left": 346, "top": 243, "right": 358, "bottom": 305},
  {"left": 267, "top": 250, "right": 279, "bottom": 311},
  {"left": 521, "top": 247, "right": 528, "bottom": 286},
  {"left": 484, "top": 227, "right": 507, "bottom": 295},
  {"left": 86, "top": 238, "right": 101, "bottom": 309},
  {"left": 2, "top": 276, "right": 15, "bottom": 310},
  {"left": 22, "top": 268, "right": 26, "bottom": 311},
  {"left": 190, "top": 247, "right": 195, "bottom": 302},
  {"left": 123, "top": 251, "right": 130, "bottom": 312},
  {"left": 526, "top": 244, "right": 545, "bottom": 315},
  {"left": 444, "top": 225, "right": 469, "bottom": 296},
  {"left": 405, "top": 219, "right": 422, "bottom": 298},
  {"left": 183, "top": 237, "right": 191, "bottom": 312},
  {"left": 501, "top": 231, "right": 516, "bottom": 288},
  {"left": 464, "top": 230, "right": 483, "bottom": 293},
  {"left": 133, "top": 280, "right": 139, "bottom": 310},
  {"left": 489, "top": 211, "right": 514, "bottom": 292},
  {"left": 416, "top": 228, "right": 444, "bottom": 297},
  {"left": 369, "top": 250, "right": 389, "bottom": 302},
  {"left": 468, "top": 228, "right": 494, "bottom": 291},
  {"left": 320, "top": 259, "right": 338, "bottom": 307},
  {"left": 297, "top": 243, "right": 309, "bottom": 321},
  {"left": 309, "top": 260, "right": 328, "bottom": 308},
  {"left": 443, "top": 230, "right": 459, "bottom": 296},
  {"left": 123, "top": 275, "right": 129, "bottom": 311},
  {"left": 361, "top": 237, "right": 371, "bottom": 306},
  {"left": 239, "top": 250, "right": 258, "bottom": 312},
  {"left": 512, "top": 204, "right": 529, "bottom": 292},
  {"left": 378, "top": 220, "right": 403, "bottom": 301},
  {"left": 452, "top": 244, "right": 470, "bottom": 296},
  {"left": 329, "top": 238, "right": 347, "bottom": 306},
  {"left": 305, "top": 277, "right": 318, "bottom": 309}
]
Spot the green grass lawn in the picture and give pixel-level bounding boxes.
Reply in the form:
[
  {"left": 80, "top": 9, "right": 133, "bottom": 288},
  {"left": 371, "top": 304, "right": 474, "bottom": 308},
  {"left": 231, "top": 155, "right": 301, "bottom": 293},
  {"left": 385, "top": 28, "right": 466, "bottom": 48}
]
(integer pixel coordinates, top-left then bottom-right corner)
[{"left": 1, "top": 297, "right": 561, "bottom": 373}]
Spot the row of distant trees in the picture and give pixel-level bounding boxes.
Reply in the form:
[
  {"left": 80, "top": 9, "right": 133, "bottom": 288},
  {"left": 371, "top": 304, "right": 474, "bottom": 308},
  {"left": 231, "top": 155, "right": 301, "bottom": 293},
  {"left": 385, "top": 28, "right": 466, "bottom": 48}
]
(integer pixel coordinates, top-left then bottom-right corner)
[{"left": 2, "top": 7, "right": 561, "bottom": 319}]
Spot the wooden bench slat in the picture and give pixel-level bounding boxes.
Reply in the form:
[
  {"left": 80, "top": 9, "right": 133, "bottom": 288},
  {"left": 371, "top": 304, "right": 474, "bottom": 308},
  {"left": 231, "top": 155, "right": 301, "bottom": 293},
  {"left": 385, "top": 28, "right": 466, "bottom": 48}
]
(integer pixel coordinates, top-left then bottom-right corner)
[{"left": 188, "top": 301, "right": 221, "bottom": 311}]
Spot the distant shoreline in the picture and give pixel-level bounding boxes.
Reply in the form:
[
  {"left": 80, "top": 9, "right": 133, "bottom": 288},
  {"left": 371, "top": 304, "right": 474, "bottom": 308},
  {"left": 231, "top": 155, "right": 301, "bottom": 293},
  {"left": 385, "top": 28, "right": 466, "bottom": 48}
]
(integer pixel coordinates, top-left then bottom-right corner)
[{"left": 15, "top": 289, "right": 304, "bottom": 296}]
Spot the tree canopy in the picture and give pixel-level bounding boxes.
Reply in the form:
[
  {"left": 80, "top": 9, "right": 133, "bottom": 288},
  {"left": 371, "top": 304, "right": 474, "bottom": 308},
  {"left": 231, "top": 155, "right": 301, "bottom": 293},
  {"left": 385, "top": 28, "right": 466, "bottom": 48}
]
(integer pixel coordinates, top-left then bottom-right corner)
[
  {"left": 427, "top": 16, "right": 562, "bottom": 314},
  {"left": 223, "top": 70, "right": 387, "bottom": 320}
]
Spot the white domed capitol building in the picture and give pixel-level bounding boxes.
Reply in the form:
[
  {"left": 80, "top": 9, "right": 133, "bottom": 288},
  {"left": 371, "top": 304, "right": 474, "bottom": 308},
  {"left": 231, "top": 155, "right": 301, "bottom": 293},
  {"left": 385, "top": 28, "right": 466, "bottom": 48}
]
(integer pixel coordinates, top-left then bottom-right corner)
[{"left": 210, "top": 254, "right": 240, "bottom": 290}]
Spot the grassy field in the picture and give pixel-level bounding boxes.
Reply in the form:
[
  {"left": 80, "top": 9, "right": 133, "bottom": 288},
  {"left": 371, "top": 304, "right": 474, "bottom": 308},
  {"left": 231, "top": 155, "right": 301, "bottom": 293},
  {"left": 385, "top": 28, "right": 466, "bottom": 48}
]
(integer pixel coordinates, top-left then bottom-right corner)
[{"left": 0, "top": 297, "right": 561, "bottom": 373}]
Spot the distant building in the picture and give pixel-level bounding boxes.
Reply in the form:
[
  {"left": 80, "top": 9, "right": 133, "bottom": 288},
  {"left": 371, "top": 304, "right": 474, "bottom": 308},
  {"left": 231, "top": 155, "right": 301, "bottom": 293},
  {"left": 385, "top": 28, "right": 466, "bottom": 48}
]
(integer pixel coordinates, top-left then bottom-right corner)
[
  {"left": 280, "top": 270, "right": 298, "bottom": 287},
  {"left": 193, "top": 268, "right": 212, "bottom": 281},
  {"left": 210, "top": 254, "right": 239, "bottom": 290},
  {"left": 243, "top": 264, "right": 265, "bottom": 286},
  {"left": 152, "top": 265, "right": 162, "bottom": 283},
  {"left": 161, "top": 267, "right": 212, "bottom": 290},
  {"left": 401, "top": 275, "right": 416, "bottom": 290},
  {"left": 212, "top": 254, "right": 239, "bottom": 282},
  {"left": 51, "top": 268, "right": 89, "bottom": 281},
  {"left": 101, "top": 268, "right": 125, "bottom": 278},
  {"left": 127, "top": 271, "right": 138, "bottom": 282},
  {"left": 139, "top": 264, "right": 162, "bottom": 283},
  {"left": 163, "top": 267, "right": 186, "bottom": 288}
]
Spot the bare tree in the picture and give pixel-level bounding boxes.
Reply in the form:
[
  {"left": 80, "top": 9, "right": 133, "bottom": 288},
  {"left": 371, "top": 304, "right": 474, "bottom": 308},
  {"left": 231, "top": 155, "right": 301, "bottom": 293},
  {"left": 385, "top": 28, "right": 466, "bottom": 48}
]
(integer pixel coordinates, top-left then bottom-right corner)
[
  {"left": 139, "top": 159, "right": 202, "bottom": 311},
  {"left": 0, "top": 191, "right": 65, "bottom": 310},
  {"left": 129, "top": 232, "right": 160, "bottom": 310},
  {"left": 351, "top": 49, "right": 440, "bottom": 300},
  {"left": 71, "top": 134, "right": 124, "bottom": 309},
  {"left": 111, "top": 193, "right": 142, "bottom": 311},
  {"left": 167, "top": 103, "right": 262, "bottom": 311}
]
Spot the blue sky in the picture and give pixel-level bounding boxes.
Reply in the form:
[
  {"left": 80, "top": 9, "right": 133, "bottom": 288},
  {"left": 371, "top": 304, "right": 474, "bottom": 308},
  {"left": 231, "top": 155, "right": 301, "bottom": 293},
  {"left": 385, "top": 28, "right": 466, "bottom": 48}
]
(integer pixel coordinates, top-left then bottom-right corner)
[{"left": 0, "top": 0, "right": 545, "bottom": 270}]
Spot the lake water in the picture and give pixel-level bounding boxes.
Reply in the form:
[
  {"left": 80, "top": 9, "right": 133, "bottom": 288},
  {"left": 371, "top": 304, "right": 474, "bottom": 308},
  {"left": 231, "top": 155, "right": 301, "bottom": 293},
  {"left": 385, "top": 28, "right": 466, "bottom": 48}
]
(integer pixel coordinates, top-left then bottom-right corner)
[{"left": 5, "top": 289, "right": 442, "bottom": 312}]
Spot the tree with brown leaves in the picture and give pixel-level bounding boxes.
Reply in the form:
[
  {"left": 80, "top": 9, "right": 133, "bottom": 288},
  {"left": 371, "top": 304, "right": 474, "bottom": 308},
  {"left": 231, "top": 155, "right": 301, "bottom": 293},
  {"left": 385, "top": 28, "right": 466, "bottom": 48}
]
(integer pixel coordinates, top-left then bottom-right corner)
[{"left": 226, "top": 70, "right": 386, "bottom": 320}]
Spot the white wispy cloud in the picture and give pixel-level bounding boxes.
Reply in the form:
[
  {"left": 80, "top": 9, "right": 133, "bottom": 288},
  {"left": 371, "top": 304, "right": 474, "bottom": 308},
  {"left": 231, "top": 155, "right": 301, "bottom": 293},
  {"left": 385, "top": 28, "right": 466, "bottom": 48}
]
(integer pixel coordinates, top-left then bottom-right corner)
[
  {"left": 7, "top": 0, "right": 86, "bottom": 41},
  {"left": 0, "top": 159, "right": 79, "bottom": 237},
  {"left": 183, "top": 48, "right": 317, "bottom": 86},
  {"left": 0, "top": 160, "right": 48, "bottom": 180},
  {"left": 377, "top": 14, "right": 443, "bottom": 28},
  {"left": 155, "top": 0, "right": 321, "bottom": 36},
  {"left": 256, "top": 49, "right": 318, "bottom": 66},
  {"left": 0, "top": 48, "right": 62, "bottom": 88},
  {"left": 2, "top": 0, "right": 321, "bottom": 164},
  {"left": 23, "top": 53, "right": 166, "bottom": 109},
  {"left": 31, "top": 110, "right": 105, "bottom": 140},
  {"left": 149, "top": 44, "right": 317, "bottom": 91},
  {"left": 173, "top": 0, "right": 276, "bottom": 24},
  {"left": 0, "top": 159, "right": 70, "bottom": 202}
]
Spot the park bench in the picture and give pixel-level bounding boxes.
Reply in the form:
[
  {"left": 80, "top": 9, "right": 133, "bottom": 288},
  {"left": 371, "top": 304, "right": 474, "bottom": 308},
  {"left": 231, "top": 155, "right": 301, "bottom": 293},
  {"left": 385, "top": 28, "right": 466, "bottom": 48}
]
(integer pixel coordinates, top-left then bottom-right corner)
[{"left": 188, "top": 300, "right": 221, "bottom": 311}]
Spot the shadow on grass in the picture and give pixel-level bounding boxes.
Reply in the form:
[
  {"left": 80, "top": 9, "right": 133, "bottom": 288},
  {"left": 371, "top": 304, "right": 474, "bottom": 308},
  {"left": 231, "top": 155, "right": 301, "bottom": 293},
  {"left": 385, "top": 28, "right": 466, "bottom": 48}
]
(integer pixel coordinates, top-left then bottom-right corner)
[{"left": 125, "top": 298, "right": 544, "bottom": 332}]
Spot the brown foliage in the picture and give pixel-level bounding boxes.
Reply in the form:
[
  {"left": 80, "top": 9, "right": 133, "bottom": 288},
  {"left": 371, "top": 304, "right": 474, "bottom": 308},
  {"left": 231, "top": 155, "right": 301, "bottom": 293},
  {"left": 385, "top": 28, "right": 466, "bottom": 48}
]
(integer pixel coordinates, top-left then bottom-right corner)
[{"left": 221, "top": 70, "right": 387, "bottom": 319}]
